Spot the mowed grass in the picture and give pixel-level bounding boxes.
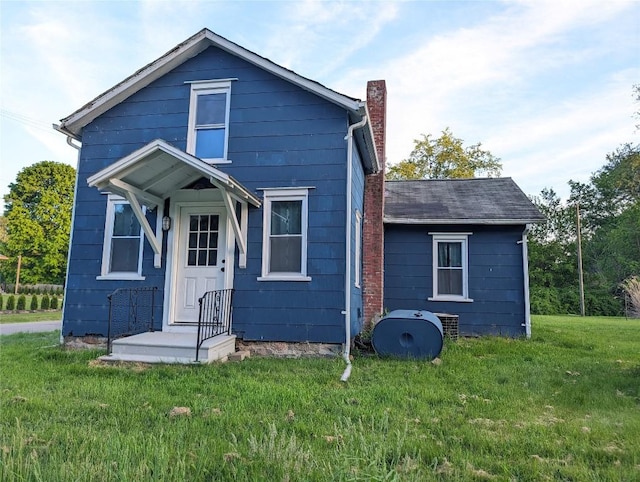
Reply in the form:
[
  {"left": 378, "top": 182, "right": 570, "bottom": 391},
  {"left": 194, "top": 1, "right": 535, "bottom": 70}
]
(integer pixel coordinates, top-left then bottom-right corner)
[
  {"left": 0, "top": 310, "right": 62, "bottom": 324},
  {"left": 1, "top": 316, "right": 638, "bottom": 481}
]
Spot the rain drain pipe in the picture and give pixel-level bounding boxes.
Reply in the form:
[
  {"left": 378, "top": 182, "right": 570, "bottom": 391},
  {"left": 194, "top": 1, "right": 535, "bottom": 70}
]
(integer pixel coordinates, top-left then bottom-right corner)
[
  {"left": 341, "top": 114, "right": 368, "bottom": 382},
  {"left": 53, "top": 125, "right": 81, "bottom": 345},
  {"left": 518, "top": 225, "right": 532, "bottom": 338}
]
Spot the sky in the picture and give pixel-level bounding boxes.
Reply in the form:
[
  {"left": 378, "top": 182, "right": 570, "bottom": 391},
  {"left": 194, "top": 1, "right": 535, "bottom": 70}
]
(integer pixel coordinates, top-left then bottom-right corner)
[{"left": 1, "top": 0, "right": 638, "bottom": 214}]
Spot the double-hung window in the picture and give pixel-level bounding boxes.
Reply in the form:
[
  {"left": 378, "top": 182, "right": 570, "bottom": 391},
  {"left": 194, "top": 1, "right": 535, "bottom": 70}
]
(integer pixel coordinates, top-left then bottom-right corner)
[
  {"left": 354, "top": 210, "right": 362, "bottom": 288},
  {"left": 260, "top": 188, "right": 310, "bottom": 281},
  {"left": 98, "top": 196, "right": 145, "bottom": 280},
  {"left": 429, "top": 233, "right": 472, "bottom": 302},
  {"left": 186, "top": 80, "right": 232, "bottom": 162}
]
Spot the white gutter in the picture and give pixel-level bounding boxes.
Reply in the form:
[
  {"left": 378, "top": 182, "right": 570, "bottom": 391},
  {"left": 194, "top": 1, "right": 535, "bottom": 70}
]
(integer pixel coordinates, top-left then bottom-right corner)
[
  {"left": 518, "top": 225, "right": 532, "bottom": 338},
  {"left": 341, "top": 115, "right": 368, "bottom": 382},
  {"left": 55, "top": 128, "right": 81, "bottom": 345}
]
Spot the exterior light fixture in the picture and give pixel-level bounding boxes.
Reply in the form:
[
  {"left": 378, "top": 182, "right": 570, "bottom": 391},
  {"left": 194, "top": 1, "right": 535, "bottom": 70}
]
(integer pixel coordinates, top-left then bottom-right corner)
[{"left": 162, "top": 216, "right": 171, "bottom": 231}]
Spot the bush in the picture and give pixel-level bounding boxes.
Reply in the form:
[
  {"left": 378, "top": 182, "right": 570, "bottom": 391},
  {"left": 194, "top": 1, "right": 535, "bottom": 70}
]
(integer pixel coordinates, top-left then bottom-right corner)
[
  {"left": 16, "top": 295, "right": 26, "bottom": 311},
  {"left": 50, "top": 296, "right": 58, "bottom": 310},
  {"left": 6, "top": 295, "right": 15, "bottom": 310},
  {"left": 0, "top": 293, "right": 3, "bottom": 310},
  {"left": 30, "top": 296, "right": 39, "bottom": 310},
  {"left": 41, "top": 294, "right": 50, "bottom": 310}
]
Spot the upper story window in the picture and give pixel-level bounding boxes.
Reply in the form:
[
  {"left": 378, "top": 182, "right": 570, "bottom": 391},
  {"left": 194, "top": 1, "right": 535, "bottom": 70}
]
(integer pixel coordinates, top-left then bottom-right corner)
[
  {"left": 259, "top": 188, "right": 311, "bottom": 282},
  {"left": 98, "top": 195, "right": 145, "bottom": 280},
  {"left": 429, "top": 233, "right": 472, "bottom": 302},
  {"left": 186, "top": 80, "right": 232, "bottom": 162}
]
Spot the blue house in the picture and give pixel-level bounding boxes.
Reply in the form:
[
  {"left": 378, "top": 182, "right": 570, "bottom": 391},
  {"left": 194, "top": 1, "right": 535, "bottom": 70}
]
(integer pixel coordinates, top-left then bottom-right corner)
[{"left": 55, "top": 28, "right": 541, "bottom": 364}]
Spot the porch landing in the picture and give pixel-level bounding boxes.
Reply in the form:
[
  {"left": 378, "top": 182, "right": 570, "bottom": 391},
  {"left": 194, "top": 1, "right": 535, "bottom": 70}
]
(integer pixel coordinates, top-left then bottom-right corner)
[{"left": 99, "top": 332, "right": 236, "bottom": 364}]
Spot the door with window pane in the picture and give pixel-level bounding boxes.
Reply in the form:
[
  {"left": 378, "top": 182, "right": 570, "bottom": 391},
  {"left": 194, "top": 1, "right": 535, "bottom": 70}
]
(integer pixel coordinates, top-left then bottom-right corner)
[{"left": 174, "top": 206, "right": 226, "bottom": 323}]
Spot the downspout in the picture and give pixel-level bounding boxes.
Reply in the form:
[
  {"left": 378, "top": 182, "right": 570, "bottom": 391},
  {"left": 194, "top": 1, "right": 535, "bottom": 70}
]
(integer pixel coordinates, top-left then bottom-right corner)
[
  {"left": 54, "top": 126, "right": 81, "bottom": 345},
  {"left": 341, "top": 114, "right": 368, "bottom": 382},
  {"left": 519, "top": 225, "right": 532, "bottom": 338}
]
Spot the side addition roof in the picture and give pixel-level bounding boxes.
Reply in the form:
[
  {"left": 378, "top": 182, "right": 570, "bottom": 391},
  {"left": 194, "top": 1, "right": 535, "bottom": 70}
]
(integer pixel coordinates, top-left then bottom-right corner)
[
  {"left": 384, "top": 178, "right": 544, "bottom": 225},
  {"left": 55, "top": 28, "right": 379, "bottom": 172}
]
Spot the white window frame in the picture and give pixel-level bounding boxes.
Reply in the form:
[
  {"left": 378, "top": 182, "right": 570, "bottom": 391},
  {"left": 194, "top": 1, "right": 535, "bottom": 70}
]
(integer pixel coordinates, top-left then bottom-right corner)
[
  {"left": 354, "top": 209, "right": 362, "bottom": 288},
  {"left": 259, "top": 188, "right": 311, "bottom": 282},
  {"left": 97, "top": 195, "right": 145, "bottom": 280},
  {"left": 186, "top": 80, "right": 232, "bottom": 163},
  {"left": 428, "top": 233, "right": 473, "bottom": 302}
]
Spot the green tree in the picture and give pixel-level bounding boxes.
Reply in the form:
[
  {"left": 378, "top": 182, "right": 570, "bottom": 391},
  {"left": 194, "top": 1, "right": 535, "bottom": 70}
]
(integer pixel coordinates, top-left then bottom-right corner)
[
  {"left": 1, "top": 161, "right": 75, "bottom": 285},
  {"left": 528, "top": 143, "right": 639, "bottom": 316},
  {"left": 387, "top": 127, "right": 502, "bottom": 180}
]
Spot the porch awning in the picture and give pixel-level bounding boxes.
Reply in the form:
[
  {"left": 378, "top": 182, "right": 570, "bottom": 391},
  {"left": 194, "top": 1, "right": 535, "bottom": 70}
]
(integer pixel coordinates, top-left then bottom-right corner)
[{"left": 87, "top": 139, "right": 261, "bottom": 268}]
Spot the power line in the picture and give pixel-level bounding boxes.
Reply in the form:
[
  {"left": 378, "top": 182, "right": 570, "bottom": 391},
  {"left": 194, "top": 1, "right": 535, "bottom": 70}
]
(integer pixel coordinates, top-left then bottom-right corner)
[{"left": 0, "top": 109, "right": 58, "bottom": 135}]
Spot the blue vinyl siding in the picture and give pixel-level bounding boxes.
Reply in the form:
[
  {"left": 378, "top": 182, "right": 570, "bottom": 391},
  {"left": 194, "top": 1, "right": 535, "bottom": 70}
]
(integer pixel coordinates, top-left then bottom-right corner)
[
  {"left": 63, "top": 45, "right": 360, "bottom": 342},
  {"left": 384, "top": 224, "right": 527, "bottom": 337},
  {"left": 349, "top": 145, "right": 365, "bottom": 337}
]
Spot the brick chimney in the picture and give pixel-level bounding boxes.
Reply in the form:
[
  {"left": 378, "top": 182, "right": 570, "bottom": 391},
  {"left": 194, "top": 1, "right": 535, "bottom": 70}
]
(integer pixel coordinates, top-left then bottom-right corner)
[{"left": 362, "top": 80, "right": 386, "bottom": 327}]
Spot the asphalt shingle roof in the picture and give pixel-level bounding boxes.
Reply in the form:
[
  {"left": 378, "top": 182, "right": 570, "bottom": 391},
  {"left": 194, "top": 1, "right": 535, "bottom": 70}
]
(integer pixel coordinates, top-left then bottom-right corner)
[{"left": 384, "top": 178, "right": 544, "bottom": 225}]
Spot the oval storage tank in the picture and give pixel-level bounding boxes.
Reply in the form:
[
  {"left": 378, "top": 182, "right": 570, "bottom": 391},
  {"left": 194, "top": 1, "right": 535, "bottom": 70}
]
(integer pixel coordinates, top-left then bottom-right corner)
[{"left": 371, "top": 310, "right": 444, "bottom": 359}]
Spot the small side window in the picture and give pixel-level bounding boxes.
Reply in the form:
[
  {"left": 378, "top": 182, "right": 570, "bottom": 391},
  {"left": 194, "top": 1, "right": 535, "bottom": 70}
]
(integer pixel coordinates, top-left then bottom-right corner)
[
  {"left": 355, "top": 210, "right": 362, "bottom": 288},
  {"left": 98, "top": 196, "right": 145, "bottom": 280},
  {"left": 429, "top": 234, "right": 471, "bottom": 302}
]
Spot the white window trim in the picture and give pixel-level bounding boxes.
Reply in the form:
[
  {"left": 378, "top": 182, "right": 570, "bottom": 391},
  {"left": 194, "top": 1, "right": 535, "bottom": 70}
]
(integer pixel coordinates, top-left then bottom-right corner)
[
  {"left": 97, "top": 195, "right": 145, "bottom": 280},
  {"left": 186, "top": 79, "right": 232, "bottom": 164},
  {"left": 428, "top": 233, "right": 473, "bottom": 302},
  {"left": 258, "top": 188, "right": 311, "bottom": 282},
  {"left": 354, "top": 209, "right": 362, "bottom": 288}
]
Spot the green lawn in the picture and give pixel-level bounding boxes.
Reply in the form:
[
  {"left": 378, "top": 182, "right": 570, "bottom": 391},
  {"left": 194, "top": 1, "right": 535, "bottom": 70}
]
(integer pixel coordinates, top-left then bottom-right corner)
[
  {"left": 1, "top": 315, "right": 638, "bottom": 481},
  {"left": 0, "top": 310, "right": 62, "bottom": 324}
]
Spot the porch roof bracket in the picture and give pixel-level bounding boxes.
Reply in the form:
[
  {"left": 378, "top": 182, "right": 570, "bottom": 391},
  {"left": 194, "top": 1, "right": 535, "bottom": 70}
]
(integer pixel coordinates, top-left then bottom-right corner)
[
  {"left": 108, "top": 178, "right": 163, "bottom": 208},
  {"left": 219, "top": 188, "right": 248, "bottom": 269},
  {"left": 120, "top": 189, "right": 163, "bottom": 268}
]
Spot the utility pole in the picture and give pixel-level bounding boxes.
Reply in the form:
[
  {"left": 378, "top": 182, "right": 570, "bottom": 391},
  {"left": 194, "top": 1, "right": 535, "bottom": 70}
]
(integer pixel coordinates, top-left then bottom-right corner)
[
  {"left": 576, "top": 204, "right": 585, "bottom": 317},
  {"left": 15, "top": 254, "right": 22, "bottom": 295}
]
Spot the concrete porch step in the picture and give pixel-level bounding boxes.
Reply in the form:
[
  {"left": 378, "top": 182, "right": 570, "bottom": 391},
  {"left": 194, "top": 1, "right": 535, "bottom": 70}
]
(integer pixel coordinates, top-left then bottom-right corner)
[{"left": 99, "top": 332, "right": 236, "bottom": 364}]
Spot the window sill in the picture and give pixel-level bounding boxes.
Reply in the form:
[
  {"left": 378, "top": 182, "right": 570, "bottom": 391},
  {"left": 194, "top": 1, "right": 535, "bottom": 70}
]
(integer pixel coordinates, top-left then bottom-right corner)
[
  {"left": 257, "top": 275, "right": 312, "bottom": 282},
  {"left": 204, "top": 159, "right": 232, "bottom": 165},
  {"left": 428, "top": 296, "right": 473, "bottom": 303},
  {"left": 97, "top": 274, "right": 146, "bottom": 281}
]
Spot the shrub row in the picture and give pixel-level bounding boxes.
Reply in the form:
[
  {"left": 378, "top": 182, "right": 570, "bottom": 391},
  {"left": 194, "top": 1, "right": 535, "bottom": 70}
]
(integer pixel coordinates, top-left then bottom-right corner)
[
  {"left": 1, "top": 284, "right": 64, "bottom": 296},
  {"left": 0, "top": 294, "right": 63, "bottom": 312}
]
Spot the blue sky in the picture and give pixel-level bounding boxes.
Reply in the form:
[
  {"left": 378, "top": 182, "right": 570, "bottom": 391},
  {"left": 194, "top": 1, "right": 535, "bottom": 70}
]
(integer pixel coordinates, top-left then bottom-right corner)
[{"left": 1, "top": 0, "right": 638, "bottom": 214}]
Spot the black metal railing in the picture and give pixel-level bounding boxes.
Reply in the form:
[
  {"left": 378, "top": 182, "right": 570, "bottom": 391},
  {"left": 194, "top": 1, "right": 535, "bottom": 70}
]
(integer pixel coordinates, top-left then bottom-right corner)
[
  {"left": 107, "top": 287, "right": 157, "bottom": 353},
  {"left": 196, "top": 289, "right": 233, "bottom": 361}
]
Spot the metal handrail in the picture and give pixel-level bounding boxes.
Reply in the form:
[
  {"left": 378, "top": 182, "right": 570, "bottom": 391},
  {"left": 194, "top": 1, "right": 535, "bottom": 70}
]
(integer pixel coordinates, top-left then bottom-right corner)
[
  {"left": 107, "top": 287, "right": 157, "bottom": 353},
  {"left": 196, "top": 289, "right": 233, "bottom": 361}
]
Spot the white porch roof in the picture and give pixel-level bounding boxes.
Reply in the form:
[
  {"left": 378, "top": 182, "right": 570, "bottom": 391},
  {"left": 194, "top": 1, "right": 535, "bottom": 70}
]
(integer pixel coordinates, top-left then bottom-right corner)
[
  {"left": 87, "top": 139, "right": 261, "bottom": 208},
  {"left": 87, "top": 140, "right": 260, "bottom": 268}
]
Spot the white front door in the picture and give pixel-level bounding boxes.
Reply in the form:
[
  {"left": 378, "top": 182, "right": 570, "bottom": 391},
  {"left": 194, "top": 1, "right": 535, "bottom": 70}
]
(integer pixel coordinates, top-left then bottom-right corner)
[{"left": 173, "top": 206, "right": 227, "bottom": 324}]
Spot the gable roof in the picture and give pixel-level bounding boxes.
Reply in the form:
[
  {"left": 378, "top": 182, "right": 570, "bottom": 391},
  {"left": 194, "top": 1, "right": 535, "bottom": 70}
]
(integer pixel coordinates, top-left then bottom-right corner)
[
  {"left": 55, "top": 28, "right": 379, "bottom": 172},
  {"left": 384, "top": 178, "right": 544, "bottom": 225}
]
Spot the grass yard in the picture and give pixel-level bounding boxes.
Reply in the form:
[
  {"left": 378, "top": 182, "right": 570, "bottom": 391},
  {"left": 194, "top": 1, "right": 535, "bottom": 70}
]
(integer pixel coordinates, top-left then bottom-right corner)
[
  {"left": 1, "top": 315, "right": 638, "bottom": 481},
  {"left": 0, "top": 310, "right": 62, "bottom": 324}
]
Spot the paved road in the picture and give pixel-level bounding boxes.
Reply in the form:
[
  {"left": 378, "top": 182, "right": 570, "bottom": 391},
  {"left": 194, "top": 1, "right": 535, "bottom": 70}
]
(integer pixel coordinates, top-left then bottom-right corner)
[{"left": 0, "top": 320, "right": 61, "bottom": 335}]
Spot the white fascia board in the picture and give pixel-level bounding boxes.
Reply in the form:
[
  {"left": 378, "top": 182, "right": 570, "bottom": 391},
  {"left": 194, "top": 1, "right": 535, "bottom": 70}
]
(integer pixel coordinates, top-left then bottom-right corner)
[
  {"left": 383, "top": 217, "right": 539, "bottom": 225},
  {"left": 60, "top": 32, "right": 211, "bottom": 138},
  {"left": 58, "top": 29, "right": 364, "bottom": 138}
]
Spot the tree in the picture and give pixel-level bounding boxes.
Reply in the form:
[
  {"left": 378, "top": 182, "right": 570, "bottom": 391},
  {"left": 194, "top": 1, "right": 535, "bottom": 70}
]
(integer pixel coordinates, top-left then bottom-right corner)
[
  {"left": 387, "top": 127, "right": 502, "bottom": 180},
  {"left": 528, "top": 143, "right": 640, "bottom": 316},
  {"left": 1, "top": 161, "right": 75, "bottom": 285}
]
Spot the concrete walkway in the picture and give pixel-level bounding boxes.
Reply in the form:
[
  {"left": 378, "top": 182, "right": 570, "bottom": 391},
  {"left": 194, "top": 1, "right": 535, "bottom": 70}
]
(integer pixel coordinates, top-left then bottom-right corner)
[{"left": 0, "top": 320, "right": 61, "bottom": 335}]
